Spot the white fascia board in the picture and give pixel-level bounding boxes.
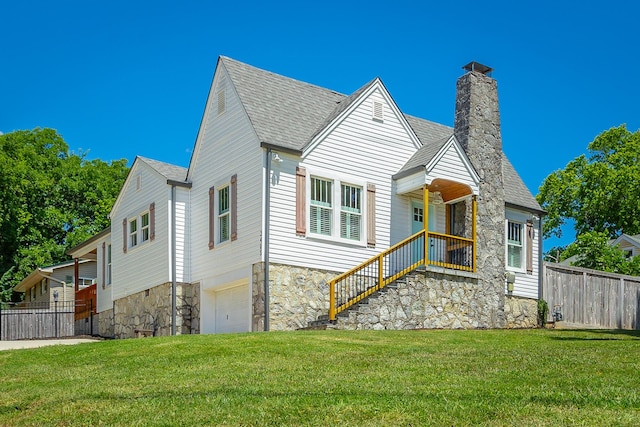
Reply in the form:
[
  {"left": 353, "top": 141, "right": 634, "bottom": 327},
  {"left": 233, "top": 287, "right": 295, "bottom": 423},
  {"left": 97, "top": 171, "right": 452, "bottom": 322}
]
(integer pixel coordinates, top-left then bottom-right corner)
[{"left": 395, "top": 170, "right": 426, "bottom": 194}]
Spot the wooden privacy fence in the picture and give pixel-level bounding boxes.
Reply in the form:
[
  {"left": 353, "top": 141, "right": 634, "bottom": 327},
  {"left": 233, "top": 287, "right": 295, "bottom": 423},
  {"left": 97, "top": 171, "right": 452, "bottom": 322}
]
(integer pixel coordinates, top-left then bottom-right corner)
[
  {"left": 543, "top": 262, "right": 640, "bottom": 330},
  {"left": 0, "top": 301, "right": 75, "bottom": 340}
]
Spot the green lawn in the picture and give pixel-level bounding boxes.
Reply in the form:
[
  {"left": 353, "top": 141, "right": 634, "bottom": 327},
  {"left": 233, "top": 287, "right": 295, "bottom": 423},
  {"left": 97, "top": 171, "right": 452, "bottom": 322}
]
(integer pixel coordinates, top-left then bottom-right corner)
[{"left": 0, "top": 329, "right": 639, "bottom": 426}]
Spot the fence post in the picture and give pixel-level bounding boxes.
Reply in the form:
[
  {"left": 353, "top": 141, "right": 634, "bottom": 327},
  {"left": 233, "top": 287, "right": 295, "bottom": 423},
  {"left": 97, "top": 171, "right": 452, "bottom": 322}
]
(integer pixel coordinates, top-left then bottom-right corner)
[{"left": 90, "top": 298, "right": 94, "bottom": 336}]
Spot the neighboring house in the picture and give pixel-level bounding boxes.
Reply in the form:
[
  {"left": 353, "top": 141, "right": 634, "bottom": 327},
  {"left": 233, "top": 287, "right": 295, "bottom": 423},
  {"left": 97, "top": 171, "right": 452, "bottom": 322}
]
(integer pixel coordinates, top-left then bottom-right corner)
[
  {"left": 612, "top": 234, "right": 640, "bottom": 259},
  {"left": 13, "top": 259, "right": 96, "bottom": 305},
  {"left": 560, "top": 233, "right": 640, "bottom": 266},
  {"left": 72, "top": 57, "right": 544, "bottom": 338}
]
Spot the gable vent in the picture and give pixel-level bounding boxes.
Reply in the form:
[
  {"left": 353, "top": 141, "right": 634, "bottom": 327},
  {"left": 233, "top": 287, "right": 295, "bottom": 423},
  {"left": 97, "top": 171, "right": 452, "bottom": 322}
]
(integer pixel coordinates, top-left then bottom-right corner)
[
  {"left": 372, "top": 100, "right": 383, "bottom": 122},
  {"left": 217, "top": 89, "right": 226, "bottom": 115}
]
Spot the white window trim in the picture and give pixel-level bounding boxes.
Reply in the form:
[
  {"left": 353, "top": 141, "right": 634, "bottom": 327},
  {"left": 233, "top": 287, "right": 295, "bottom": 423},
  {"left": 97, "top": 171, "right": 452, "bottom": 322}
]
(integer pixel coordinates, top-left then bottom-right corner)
[
  {"left": 505, "top": 219, "right": 526, "bottom": 273},
  {"left": 218, "top": 185, "right": 230, "bottom": 244},
  {"left": 129, "top": 210, "right": 151, "bottom": 250},
  {"left": 305, "top": 168, "right": 367, "bottom": 246}
]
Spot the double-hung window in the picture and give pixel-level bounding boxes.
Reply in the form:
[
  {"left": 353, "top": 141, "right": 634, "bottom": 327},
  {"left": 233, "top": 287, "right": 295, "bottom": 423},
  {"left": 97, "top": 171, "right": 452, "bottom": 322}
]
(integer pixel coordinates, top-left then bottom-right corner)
[
  {"left": 310, "top": 177, "right": 332, "bottom": 236},
  {"left": 340, "top": 184, "right": 362, "bottom": 241},
  {"left": 308, "top": 174, "right": 364, "bottom": 243},
  {"left": 129, "top": 218, "right": 138, "bottom": 248},
  {"left": 218, "top": 186, "right": 230, "bottom": 243},
  {"left": 141, "top": 212, "right": 150, "bottom": 243},
  {"left": 506, "top": 221, "right": 524, "bottom": 270}
]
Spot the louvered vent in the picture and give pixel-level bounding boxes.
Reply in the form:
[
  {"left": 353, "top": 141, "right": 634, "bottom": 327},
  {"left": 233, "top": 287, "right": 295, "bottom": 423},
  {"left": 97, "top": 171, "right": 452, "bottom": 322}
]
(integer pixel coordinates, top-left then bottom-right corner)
[
  {"left": 372, "top": 101, "right": 383, "bottom": 122},
  {"left": 217, "top": 89, "right": 226, "bottom": 115}
]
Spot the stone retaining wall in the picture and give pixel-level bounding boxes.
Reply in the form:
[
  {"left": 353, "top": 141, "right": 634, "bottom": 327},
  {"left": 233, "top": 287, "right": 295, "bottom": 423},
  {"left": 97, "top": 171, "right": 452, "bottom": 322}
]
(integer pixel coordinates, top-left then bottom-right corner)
[{"left": 112, "top": 282, "right": 199, "bottom": 339}]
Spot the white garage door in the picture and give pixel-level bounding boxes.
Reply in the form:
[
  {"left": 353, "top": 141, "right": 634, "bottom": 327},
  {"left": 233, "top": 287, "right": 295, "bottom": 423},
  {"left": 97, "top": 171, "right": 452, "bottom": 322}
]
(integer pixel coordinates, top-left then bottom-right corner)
[{"left": 214, "top": 284, "right": 250, "bottom": 333}]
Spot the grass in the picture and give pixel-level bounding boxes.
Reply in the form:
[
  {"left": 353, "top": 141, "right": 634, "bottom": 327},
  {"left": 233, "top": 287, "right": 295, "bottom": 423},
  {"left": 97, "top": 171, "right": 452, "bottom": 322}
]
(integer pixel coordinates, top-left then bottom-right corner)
[{"left": 0, "top": 329, "right": 639, "bottom": 426}]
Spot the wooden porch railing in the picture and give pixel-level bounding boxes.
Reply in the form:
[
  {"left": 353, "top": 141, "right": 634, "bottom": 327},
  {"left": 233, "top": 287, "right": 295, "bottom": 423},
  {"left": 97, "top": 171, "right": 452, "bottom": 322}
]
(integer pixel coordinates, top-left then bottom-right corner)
[{"left": 328, "top": 230, "right": 475, "bottom": 321}]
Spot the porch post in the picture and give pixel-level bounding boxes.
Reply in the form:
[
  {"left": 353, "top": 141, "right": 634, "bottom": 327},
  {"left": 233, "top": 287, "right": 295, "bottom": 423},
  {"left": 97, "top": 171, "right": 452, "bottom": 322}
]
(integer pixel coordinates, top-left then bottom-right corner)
[
  {"left": 74, "top": 258, "right": 79, "bottom": 293},
  {"left": 472, "top": 196, "right": 477, "bottom": 272},
  {"left": 423, "top": 185, "right": 429, "bottom": 265}
]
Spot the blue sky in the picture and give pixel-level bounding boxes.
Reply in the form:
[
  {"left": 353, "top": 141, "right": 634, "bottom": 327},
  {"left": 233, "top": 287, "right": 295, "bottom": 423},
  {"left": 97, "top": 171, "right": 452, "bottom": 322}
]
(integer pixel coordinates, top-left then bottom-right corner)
[{"left": 2, "top": 1, "right": 639, "bottom": 251}]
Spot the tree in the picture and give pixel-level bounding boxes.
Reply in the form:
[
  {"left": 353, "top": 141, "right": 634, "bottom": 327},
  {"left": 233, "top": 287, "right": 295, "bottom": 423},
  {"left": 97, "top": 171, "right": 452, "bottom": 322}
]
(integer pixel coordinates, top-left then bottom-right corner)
[
  {"left": 560, "top": 231, "right": 640, "bottom": 275},
  {"left": 537, "top": 125, "right": 640, "bottom": 274},
  {"left": 537, "top": 125, "right": 640, "bottom": 240},
  {"left": 0, "top": 128, "right": 129, "bottom": 301}
]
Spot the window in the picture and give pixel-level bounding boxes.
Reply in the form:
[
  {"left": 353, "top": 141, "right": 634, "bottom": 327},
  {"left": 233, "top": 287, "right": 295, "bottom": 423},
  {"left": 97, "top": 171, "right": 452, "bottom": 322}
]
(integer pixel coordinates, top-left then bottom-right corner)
[
  {"left": 79, "top": 278, "right": 94, "bottom": 288},
  {"left": 129, "top": 218, "right": 138, "bottom": 247},
  {"left": 219, "top": 186, "right": 230, "bottom": 242},
  {"left": 623, "top": 249, "right": 633, "bottom": 259},
  {"left": 107, "top": 244, "right": 112, "bottom": 285},
  {"left": 340, "top": 184, "right": 362, "bottom": 240},
  {"left": 30, "top": 286, "right": 36, "bottom": 301},
  {"left": 141, "top": 212, "right": 150, "bottom": 243},
  {"left": 310, "top": 177, "right": 332, "bottom": 236},
  {"left": 507, "top": 221, "right": 523, "bottom": 269},
  {"left": 41, "top": 279, "right": 47, "bottom": 295}
]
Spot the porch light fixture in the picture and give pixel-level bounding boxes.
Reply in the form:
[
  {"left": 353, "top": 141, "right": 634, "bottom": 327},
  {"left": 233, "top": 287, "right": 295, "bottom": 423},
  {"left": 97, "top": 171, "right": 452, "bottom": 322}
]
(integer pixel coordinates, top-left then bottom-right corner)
[
  {"left": 431, "top": 191, "right": 444, "bottom": 205},
  {"left": 53, "top": 290, "right": 59, "bottom": 302},
  {"left": 272, "top": 153, "right": 283, "bottom": 163}
]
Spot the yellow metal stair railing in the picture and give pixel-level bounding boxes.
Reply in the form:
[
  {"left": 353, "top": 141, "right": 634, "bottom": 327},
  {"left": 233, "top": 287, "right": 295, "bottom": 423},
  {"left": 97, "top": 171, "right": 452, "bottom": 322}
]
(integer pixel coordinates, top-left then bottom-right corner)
[{"left": 328, "top": 230, "right": 475, "bottom": 321}]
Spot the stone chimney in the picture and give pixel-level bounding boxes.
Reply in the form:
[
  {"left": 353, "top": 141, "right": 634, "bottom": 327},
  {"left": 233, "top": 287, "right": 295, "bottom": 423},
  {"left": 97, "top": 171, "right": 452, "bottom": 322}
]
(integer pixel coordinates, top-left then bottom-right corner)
[{"left": 454, "top": 61, "right": 506, "bottom": 328}]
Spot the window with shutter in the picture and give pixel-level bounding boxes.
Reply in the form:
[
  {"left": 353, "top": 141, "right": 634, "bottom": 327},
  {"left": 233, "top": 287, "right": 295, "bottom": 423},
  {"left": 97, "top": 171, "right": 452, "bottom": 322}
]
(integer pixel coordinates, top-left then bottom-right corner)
[
  {"left": 310, "top": 177, "right": 332, "bottom": 236},
  {"left": 340, "top": 184, "right": 362, "bottom": 240},
  {"left": 507, "top": 220, "right": 524, "bottom": 270},
  {"left": 219, "top": 186, "right": 230, "bottom": 243}
]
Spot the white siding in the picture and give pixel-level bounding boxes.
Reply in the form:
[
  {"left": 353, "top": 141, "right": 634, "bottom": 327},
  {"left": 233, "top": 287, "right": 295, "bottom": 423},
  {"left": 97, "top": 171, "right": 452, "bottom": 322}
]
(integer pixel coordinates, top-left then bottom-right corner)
[
  {"left": 169, "top": 187, "right": 190, "bottom": 283},
  {"left": 427, "top": 141, "right": 479, "bottom": 195},
  {"left": 188, "top": 66, "right": 263, "bottom": 291},
  {"left": 96, "top": 235, "right": 112, "bottom": 313},
  {"left": 268, "top": 87, "right": 420, "bottom": 273},
  {"left": 111, "top": 161, "right": 171, "bottom": 300},
  {"left": 506, "top": 208, "right": 540, "bottom": 299}
]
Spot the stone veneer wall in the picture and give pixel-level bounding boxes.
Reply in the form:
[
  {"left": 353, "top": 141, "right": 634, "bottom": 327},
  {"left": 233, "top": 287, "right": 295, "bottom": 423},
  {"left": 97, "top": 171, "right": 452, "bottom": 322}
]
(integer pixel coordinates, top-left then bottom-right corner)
[
  {"left": 113, "top": 282, "right": 199, "bottom": 339},
  {"left": 504, "top": 296, "right": 538, "bottom": 328},
  {"left": 253, "top": 262, "right": 336, "bottom": 331},
  {"left": 98, "top": 309, "right": 115, "bottom": 338},
  {"left": 254, "top": 263, "right": 535, "bottom": 331}
]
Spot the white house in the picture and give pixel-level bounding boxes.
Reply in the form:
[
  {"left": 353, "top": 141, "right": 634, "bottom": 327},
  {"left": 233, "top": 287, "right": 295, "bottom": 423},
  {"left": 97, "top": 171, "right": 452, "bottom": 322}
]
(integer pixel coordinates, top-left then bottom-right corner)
[{"left": 72, "top": 57, "right": 544, "bottom": 338}]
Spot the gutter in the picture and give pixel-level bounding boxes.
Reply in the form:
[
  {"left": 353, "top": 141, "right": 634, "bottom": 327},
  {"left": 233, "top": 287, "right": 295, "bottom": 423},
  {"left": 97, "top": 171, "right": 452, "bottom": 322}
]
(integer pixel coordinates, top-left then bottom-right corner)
[{"left": 171, "top": 184, "right": 177, "bottom": 335}]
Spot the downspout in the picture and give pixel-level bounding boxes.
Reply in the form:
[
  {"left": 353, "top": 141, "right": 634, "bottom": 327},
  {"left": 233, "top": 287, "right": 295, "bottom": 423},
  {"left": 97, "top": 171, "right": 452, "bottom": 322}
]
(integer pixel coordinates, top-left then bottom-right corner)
[
  {"left": 263, "top": 148, "right": 272, "bottom": 331},
  {"left": 171, "top": 184, "right": 177, "bottom": 335},
  {"left": 538, "top": 214, "right": 544, "bottom": 301}
]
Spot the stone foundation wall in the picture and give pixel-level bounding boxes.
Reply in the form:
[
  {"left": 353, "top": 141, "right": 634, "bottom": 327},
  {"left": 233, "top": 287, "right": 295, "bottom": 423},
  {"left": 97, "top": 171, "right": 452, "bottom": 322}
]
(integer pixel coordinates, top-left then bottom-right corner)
[
  {"left": 504, "top": 295, "right": 538, "bottom": 328},
  {"left": 113, "top": 282, "right": 199, "bottom": 339},
  {"left": 334, "top": 269, "right": 507, "bottom": 330},
  {"left": 98, "top": 309, "right": 115, "bottom": 338},
  {"left": 260, "top": 263, "right": 336, "bottom": 331}
]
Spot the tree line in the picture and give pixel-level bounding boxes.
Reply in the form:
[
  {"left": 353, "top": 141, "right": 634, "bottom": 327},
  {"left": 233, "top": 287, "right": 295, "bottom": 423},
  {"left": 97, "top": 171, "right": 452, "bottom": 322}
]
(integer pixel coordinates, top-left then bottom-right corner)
[{"left": 0, "top": 128, "right": 128, "bottom": 302}]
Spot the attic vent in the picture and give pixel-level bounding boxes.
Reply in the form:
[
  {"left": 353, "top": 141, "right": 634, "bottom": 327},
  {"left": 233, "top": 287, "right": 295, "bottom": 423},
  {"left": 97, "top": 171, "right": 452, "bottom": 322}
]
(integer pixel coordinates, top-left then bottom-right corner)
[
  {"left": 372, "top": 101, "right": 383, "bottom": 122},
  {"left": 136, "top": 175, "right": 141, "bottom": 191},
  {"left": 217, "top": 89, "right": 226, "bottom": 115}
]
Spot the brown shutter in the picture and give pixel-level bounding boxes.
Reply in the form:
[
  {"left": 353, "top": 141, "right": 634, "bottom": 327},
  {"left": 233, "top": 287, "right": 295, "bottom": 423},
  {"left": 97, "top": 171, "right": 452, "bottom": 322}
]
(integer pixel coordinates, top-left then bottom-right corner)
[
  {"left": 526, "top": 220, "right": 534, "bottom": 274},
  {"left": 231, "top": 174, "right": 238, "bottom": 241},
  {"left": 101, "top": 242, "right": 106, "bottom": 289},
  {"left": 149, "top": 202, "right": 156, "bottom": 241},
  {"left": 367, "top": 183, "right": 376, "bottom": 248},
  {"left": 296, "top": 167, "right": 306, "bottom": 236},
  {"left": 208, "top": 186, "right": 215, "bottom": 250},
  {"left": 122, "top": 218, "right": 127, "bottom": 253}
]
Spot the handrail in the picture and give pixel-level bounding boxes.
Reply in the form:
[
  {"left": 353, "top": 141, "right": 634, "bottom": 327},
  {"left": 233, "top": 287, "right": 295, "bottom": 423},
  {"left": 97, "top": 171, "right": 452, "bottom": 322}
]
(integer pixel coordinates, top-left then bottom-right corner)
[{"left": 328, "top": 230, "right": 475, "bottom": 320}]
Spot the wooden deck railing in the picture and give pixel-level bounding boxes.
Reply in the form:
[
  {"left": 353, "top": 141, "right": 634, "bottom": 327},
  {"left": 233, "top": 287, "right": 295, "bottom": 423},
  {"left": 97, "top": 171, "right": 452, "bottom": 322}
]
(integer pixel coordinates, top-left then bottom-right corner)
[{"left": 328, "top": 230, "right": 475, "bottom": 320}]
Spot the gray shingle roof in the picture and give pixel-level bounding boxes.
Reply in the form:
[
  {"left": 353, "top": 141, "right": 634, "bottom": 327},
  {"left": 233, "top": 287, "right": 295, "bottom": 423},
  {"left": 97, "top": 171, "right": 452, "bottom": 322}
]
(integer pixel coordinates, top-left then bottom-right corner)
[
  {"left": 137, "top": 156, "right": 188, "bottom": 183},
  {"left": 219, "top": 56, "right": 542, "bottom": 212},
  {"left": 221, "top": 56, "right": 345, "bottom": 152}
]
